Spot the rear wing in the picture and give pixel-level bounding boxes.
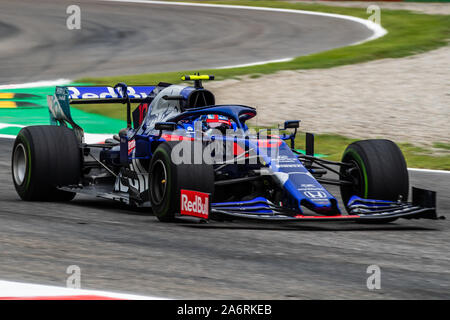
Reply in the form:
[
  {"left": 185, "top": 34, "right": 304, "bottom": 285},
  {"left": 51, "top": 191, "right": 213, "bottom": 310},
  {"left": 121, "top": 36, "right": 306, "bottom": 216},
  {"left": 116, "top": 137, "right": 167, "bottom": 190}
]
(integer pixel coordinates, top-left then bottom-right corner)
[
  {"left": 47, "top": 85, "right": 156, "bottom": 142},
  {"left": 67, "top": 85, "right": 156, "bottom": 104}
]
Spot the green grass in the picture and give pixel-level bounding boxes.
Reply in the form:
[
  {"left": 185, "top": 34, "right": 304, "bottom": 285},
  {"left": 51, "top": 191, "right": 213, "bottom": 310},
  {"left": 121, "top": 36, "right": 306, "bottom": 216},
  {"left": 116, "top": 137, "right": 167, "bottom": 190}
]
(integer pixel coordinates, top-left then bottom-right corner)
[{"left": 433, "top": 142, "right": 450, "bottom": 151}]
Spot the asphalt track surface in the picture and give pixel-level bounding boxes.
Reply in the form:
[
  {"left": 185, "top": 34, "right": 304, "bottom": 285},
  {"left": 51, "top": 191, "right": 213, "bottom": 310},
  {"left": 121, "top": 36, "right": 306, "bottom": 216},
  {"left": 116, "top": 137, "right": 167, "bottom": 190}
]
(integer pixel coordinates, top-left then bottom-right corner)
[
  {"left": 0, "top": 0, "right": 448, "bottom": 299},
  {"left": 0, "top": 0, "right": 373, "bottom": 84},
  {"left": 0, "top": 138, "right": 449, "bottom": 299}
]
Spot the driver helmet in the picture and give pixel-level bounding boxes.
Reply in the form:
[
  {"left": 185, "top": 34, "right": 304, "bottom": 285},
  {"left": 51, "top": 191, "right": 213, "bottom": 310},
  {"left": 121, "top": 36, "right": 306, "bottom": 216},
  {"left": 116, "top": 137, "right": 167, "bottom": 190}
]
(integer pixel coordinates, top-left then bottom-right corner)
[{"left": 203, "top": 114, "right": 232, "bottom": 132}]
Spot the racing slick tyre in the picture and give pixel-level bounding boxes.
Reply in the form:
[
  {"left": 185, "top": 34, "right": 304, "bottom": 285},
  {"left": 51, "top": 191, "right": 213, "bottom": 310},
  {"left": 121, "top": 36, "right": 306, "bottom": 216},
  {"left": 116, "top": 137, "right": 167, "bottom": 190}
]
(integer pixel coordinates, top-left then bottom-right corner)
[
  {"left": 340, "top": 139, "right": 409, "bottom": 222},
  {"left": 12, "top": 125, "right": 81, "bottom": 201},
  {"left": 149, "top": 141, "right": 214, "bottom": 222}
]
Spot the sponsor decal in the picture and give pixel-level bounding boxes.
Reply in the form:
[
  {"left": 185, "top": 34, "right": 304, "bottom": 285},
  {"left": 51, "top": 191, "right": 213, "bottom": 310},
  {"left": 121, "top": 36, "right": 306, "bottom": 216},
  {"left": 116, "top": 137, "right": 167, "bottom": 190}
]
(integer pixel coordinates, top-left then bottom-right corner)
[
  {"left": 275, "top": 155, "right": 297, "bottom": 162},
  {"left": 294, "top": 215, "right": 359, "bottom": 219},
  {"left": 67, "top": 86, "right": 155, "bottom": 99},
  {"left": 180, "top": 189, "right": 210, "bottom": 219},
  {"left": 278, "top": 164, "right": 303, "bottom": 168},
  {"left": 298, "top": 184, "right": 327, "bottom": 192},
  {"left": 304, "top": 191, "right": 327, "bottom": 199}
]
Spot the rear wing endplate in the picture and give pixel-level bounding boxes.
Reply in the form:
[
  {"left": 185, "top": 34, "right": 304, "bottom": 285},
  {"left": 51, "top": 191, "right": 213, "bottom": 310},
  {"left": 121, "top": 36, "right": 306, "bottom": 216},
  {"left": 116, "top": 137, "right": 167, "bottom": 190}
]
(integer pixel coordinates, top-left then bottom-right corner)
[{"left": 47, "top": 86, "right": 84, "bottom": 142}]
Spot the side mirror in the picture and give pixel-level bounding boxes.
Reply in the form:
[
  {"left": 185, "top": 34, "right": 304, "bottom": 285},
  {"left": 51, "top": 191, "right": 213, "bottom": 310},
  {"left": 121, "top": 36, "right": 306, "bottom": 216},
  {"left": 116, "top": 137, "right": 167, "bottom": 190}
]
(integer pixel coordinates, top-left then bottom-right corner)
[
  {"left": 283, "top": 120, "right": 300, "bottom": 129},
  {"left": 155, "top": 122, "right": 177, "bottom": 131}
]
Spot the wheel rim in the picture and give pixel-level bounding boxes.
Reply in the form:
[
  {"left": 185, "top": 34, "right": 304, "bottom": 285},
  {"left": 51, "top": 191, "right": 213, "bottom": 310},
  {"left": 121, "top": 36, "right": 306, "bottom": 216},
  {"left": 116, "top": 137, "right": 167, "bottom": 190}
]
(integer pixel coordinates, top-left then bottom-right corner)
[
  {"left": 151, "top": 159, "right": 168, "bottom": 205},
  {"left": 347, "top": 160, "right": 364, "bottom": 196},
  {"left": 13, "top": 143, "right": 27, "bottom": 186},
  {"left": 341, "top": 159, "right": 364, "bottom": 206}
]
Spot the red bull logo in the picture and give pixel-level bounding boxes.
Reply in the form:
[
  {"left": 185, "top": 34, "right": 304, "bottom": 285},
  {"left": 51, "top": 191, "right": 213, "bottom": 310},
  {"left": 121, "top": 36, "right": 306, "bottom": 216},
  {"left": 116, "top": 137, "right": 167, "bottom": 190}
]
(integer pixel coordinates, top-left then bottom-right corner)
[{"left": 180, "top": 189, "right": 210, "bottom": 219}]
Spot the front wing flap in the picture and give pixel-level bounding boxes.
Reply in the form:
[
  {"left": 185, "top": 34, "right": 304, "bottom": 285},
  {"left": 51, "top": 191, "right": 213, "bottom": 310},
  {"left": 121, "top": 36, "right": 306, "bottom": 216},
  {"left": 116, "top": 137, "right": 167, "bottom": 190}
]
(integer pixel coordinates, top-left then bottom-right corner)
[{"left": 209, "top": 187, "right": 439, "bottom": 223}]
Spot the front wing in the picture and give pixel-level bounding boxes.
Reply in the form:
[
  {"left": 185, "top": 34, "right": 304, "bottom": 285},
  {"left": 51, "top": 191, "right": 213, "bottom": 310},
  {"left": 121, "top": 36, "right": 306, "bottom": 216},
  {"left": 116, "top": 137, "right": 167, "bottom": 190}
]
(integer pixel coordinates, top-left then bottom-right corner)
[{"left": 207, "top": 187, "right": 439, "bottom": 223}]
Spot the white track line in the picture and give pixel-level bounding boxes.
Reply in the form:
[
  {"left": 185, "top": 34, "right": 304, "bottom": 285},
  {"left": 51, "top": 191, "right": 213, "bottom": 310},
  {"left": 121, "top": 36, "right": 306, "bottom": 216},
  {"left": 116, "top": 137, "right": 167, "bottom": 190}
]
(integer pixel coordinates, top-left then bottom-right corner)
[
  {"left": 0, "top": 280, "right": 167, "bottom": 300},
  {"left": 0, "top": 79, "right": 71, "bottom": 90},
  {"left": 0, "top": 123, "right": 24, "bottom": 130},
  {"left": 101, "top": 0, "right": 387, "bottom": 68},
  {"left": 0, "top": 127, "right": 113, "bottom": 144},
  {"left": 217, "top": 58, "right": 293, "bottom": 70},
  {"left": 0, "top": 134, "right": 19, "bottom": 139},
  {"left": 408, "top": 168, "right": 450, "bottom": 174}
]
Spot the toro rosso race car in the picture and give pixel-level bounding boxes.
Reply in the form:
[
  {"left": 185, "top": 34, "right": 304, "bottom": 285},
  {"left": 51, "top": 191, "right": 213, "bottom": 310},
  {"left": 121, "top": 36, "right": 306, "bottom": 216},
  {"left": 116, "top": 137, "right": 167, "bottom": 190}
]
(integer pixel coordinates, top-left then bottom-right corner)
[{"left": 11, "top": 75, "right": 438, "bottom": 224}]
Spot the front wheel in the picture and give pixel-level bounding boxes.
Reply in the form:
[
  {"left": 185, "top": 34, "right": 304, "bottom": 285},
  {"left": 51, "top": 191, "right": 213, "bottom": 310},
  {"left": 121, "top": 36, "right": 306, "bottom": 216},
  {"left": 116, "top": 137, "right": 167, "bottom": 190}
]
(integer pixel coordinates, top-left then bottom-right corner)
[
  {"left": 149, "top": 141, "right": 214, "bottom": 222},
  {"left": 340, "top": 139, "right": 409, "bottom": 221}
]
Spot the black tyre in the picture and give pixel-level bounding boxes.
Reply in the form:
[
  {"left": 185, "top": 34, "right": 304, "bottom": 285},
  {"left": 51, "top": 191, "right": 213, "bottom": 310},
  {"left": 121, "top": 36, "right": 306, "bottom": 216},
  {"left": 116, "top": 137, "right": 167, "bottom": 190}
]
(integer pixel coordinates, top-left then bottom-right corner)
[
  {"left": 149, "top": 141, "right": 214, "bottom": 222},
  {"left": 340, "top": 139, "right": 409, "bottom": 215},
  {"left": 12, "top": 125, "right": 82, "bottom": 201}
]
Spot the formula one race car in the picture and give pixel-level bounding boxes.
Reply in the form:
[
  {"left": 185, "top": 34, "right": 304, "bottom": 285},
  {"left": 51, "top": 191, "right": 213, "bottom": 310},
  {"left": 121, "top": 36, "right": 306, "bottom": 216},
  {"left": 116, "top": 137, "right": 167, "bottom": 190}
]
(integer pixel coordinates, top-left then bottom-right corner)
[{"left": 11, "top": 75, "right": 438, "bottom": 224}]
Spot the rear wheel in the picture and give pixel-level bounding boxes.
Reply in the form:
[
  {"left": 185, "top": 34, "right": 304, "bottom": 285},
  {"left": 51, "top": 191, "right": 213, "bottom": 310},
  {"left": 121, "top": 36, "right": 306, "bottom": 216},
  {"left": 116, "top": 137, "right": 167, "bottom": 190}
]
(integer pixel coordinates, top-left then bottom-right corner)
[
  {"left": 12, "top": 126, "right": 81, "bottom": 201},
  {"left": 149, "top": 141, "right": 214, "bottom": 222},
  {"left": 340, "top": 139, "right": 409, "bottom": 221}
]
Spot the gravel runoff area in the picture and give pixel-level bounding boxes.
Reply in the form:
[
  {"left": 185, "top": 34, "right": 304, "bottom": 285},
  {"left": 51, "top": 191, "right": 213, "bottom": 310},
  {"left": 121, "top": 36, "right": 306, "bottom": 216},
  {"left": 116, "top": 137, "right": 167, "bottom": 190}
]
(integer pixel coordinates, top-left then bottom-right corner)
[
  {"left": 206, "top": 46, "right": 450, "bottom": 145},
  {"left": 290, "top": 1, "right": 450, "bottom": 15}
]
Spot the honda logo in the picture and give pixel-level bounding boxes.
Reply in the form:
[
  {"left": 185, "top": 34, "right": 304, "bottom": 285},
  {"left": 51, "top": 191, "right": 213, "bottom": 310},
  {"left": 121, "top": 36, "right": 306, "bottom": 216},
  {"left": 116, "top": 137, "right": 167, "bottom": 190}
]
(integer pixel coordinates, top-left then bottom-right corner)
[{"left": 304, "top": 191, "right": 327, "bottom": 199}]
